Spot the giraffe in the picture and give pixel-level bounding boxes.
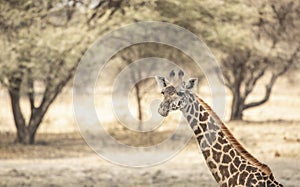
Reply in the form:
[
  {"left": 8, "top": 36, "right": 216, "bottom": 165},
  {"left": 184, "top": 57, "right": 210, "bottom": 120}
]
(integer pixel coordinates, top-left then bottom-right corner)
[{"left": 155, "top": 70, "right": 283, "bottom": 187}]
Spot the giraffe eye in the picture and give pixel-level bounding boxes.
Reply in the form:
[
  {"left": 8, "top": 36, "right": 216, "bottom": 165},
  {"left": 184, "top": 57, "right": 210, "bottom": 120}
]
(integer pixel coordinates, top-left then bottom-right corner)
[
  {"left": 177, "top": 92, "right": 184, "bottom": 96},
  {"left": 161, "top": 91, "right": 164, "bottom": 95}
]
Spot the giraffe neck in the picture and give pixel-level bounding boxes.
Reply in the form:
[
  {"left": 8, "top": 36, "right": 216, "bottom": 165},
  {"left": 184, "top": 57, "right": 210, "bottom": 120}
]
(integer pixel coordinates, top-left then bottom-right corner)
[{"left": 180, "top": 93, "right": 282, "bottom": 186}]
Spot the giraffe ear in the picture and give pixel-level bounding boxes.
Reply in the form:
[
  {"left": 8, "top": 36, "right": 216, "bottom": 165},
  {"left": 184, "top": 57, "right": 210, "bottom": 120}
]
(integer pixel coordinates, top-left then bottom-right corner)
[
  {"left": 185, "top": 78, "right": 198, "bottom": 90},
  {"left": 155, "top": 76, "right": 169, "bottom": 89}
]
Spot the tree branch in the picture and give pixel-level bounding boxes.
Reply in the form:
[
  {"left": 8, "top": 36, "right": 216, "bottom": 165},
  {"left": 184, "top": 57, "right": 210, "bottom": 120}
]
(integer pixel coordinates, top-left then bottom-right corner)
[
  {"left": 243, "top": 44, "right": 299, "bottom": 110},
  {"left": 243, "top": 65, "right": 267, "bottom": 98},
  {"left": 223, "top": 71, "right": 235, "bottom": 90},
  {"left": 8, "top": 68, "right": 26, "bottom": 130},
  {"left": 243, "top": 73, "right": 276, "bottom": 110},
  {"left": 31, "top": 63, "right": 77, "bottom": 133},
  {"left": 277, "top": 45, "right": 300, "bottom": 76},
  {"left": 214, "top": 66, "right": 234, "bottom": 91},
  {"left": 27, "top": 68, "right": 35, "bottom": 110}
]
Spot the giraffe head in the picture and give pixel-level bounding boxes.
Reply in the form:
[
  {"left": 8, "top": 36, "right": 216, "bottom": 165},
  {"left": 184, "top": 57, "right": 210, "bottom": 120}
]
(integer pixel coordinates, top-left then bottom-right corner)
[{"left": 155, "top": 70, "right": 198, "bottom": 117}]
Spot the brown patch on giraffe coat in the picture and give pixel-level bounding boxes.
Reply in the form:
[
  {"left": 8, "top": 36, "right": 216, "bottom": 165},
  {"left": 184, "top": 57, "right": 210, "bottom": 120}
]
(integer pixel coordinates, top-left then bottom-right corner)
[
  {"left": 212, "top": 149, "right": 222, "bottom": 163},
  {"left": 252, "top": 178, "right": 258, "bottom": 185},
  {"left": 212, "top": 171, "right": 221, "bottom": 183},
  {"left": 199, "top": 123, "right": 207, "bottom": 131},
  {"left": 256, "top": 173, "right": 263, "bottom": 181},
  {"left": 239, "top": 163, "right": 246, "bottom": 171},
  {"left": 218, "top": 136, "right": 227, "bottom": 145},
  {"left": 204, "top": 132, "right": 216, "bottom": 143},
  {"left": 194, "top": 126, "right": 201, "bottom": 135},
  {"left": 238, "top": 171, "right": 248, "bottom": 185},
  {"left": 196, "top": 134, "right": 203, "bottom": 142},
  {"left": 199, "top": 112, "right": 209, "bottom": 121},
  {"left": 222, "top": 154, "right": 232, "bottom": 163},
  {"left": 186, "top": 105, "right": 191, "bottom": 112},
  {"left": 207, "top": 121, "right": 219, "bottom": 131},
  {"left": 186, "top": 115, "right": 192, "bottom": 122},
  {"left": 229, "top": 150, "right": 235, "bottom": 158},
  {"left": 246, "top": 174, "right": 254, "bottom": 186},
  {"left": 219, "top": 165, "right": 230, "bottom": 180},
  {"left": 194, "top": 102, "right": 198, "bottom": 110},
  {"left": 229, "top": 163, "right": 238, "bottom": 174},
  {"left": 267, "top": 180, "right": 276, "bottom": 187},
  {"left": 190, "top": 119, "right": 197, "bottom": 128},
  {"left": 200, "top": 105, "right": 204, "bottom": 111},
  {"left": 273, "top": 180, "right": 283, "bottom": 187},
  {"left": 208, "top": 161, "right": 217, "bottom": 169},
  {"left": 223, "top": 144, "right": 231, "bottom": 152},
  {"left": 233, "top": 157, "right": 241, "bottom": 167},
  {"left": 257, "top": 181, "right": 265, "bottom": 186},
  {"left": 246, "top": 165, "right": 257, "bottom": 172},
  {"left": 228, "top": 174, "right": 238, "bottom": 187},
  {"left": 213, "top": 143, "right": 222, "bottom": 150},
  {"left": 190, "top": 106, "right": 195, "bottom": 115},
  {"left": 202, "top": 150, "right": 210, "bottom": 159},
  {"left": 194, "top": 95, "right": 273, "bottom": 176},
  {"left": 201, "top": 139, "right": 210, "bottom": 149}
]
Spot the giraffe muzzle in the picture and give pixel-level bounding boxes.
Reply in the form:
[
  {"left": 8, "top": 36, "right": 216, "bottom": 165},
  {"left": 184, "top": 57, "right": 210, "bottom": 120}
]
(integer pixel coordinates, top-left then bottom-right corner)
[
  {"left": 158, "top": 101, "right": 170, "bottom": 117},
  {"left": 158, "top": 107, "right": 169, "bottom": 117}
]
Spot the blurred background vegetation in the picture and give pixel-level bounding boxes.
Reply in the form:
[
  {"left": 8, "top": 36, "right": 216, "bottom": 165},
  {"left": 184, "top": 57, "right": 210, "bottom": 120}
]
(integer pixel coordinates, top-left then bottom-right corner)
[
  {"left": 0, "top": 0, "right": 299, "bottom": 145},
  {"left": 0, "top": 1, "right": 300, "bottom": 187}
]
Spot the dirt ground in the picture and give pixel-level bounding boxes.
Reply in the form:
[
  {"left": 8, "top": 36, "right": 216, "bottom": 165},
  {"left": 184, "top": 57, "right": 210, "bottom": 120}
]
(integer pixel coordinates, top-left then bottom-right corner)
[
  {"left": 1, "top": 75, "right": 299, "bottom": 186},
  {"left": 0, "top": 121, "right": 299, "bottom": 187}
]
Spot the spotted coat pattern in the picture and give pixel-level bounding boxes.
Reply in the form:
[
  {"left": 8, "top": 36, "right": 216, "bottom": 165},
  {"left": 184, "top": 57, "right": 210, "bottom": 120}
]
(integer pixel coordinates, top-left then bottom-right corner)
[{"left": 181, "top": 93, "right": 283, "bottom": 187}]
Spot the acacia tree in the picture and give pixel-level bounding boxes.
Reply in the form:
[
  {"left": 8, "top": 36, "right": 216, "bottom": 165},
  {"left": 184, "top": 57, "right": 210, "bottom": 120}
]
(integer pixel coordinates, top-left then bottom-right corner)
[
  {"left": 155, "top": 0, "right": 300, "bottom": 120},
  {"left": 221, "top": 47, "right": 298, "bottom": 120},
  {"left": 221, "top": 0, "right": 300, "bottom": 120},
  {"left": 0, "top": 0, "right": 133, "bottom": 144},
  {"left": 0, "top": 1, "right": 87, "bottom": 144}
]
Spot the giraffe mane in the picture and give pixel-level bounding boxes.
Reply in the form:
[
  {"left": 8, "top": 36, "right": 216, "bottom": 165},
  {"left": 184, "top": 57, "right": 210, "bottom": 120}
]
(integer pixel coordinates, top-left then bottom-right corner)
[{"left": 194, "top": 95, "right": 272, "bottom": 176}]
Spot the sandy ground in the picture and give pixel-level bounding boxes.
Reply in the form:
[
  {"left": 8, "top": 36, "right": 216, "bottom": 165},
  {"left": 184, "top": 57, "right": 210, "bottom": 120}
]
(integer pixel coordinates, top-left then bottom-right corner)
[{"left": 0, "top": 121, "right": 299, "bottom": 187}]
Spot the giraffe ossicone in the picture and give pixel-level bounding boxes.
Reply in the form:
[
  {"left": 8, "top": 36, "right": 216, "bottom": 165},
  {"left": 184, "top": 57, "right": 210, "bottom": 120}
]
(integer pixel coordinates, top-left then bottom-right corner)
[{"left": 155, "top": 70, "right": 283, "bottom": 187}]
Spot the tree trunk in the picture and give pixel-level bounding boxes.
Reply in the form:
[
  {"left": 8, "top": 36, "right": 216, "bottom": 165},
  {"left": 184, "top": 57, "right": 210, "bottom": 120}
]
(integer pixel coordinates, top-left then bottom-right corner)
[
  {"left": 230, "top": 92, "right": 244, "bottom": 120},
  {"left": 16, "top": 126, "right": 36, "bottom": 144},
  {"left": 135, "top": 83, "right": 143, "bottom": 130},
  {"left": 13, "top": 110, "right": 41, "bottom": 145},
  {"left": 9, "top": 86, "right": 40, "bottom": 144},
  {"left": 9, "top": 89, "right": 35, "bottom": 144}
]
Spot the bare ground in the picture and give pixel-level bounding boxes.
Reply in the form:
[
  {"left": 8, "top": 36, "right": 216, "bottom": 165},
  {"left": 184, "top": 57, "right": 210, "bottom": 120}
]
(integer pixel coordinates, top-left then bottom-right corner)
[{"left": 0, "top": 121, "right": 299, "bottom": 187}]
